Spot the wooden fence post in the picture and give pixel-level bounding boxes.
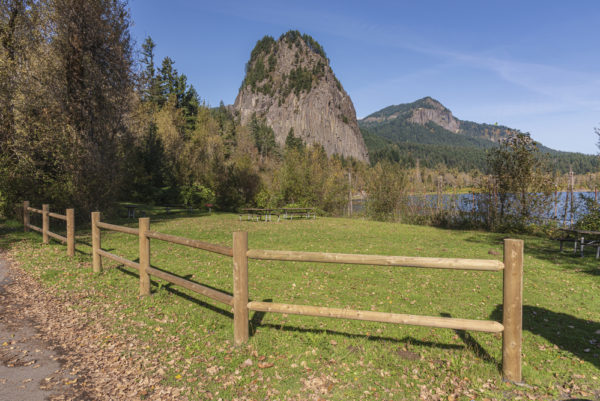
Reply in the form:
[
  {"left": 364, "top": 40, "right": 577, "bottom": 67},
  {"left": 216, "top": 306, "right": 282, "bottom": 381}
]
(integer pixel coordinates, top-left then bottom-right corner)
[
  {"left": 91, "top": 212, "right": 102, "bottom": 273},
  {"left": 139, "top": 217, "right": 151, "bottom": 296},
  {"left": 66, "top": 208, "right": 75, "bottom": 256},
  {"left": 42, "top": 204, "right": 49, "bottom": 244},
  {"left": 233, "top": 231, "right": 249, "bottom": 345},
  {"left": 23, "top": 201, "right": 30, "bottom": 232},
  {"left": 503, "top": 238, "right": 523, "bottom": 383}
]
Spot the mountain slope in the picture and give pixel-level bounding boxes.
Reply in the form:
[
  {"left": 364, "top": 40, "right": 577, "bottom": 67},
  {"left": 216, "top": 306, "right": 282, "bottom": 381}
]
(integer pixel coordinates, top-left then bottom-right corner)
[
  {"left": 360, "top": 97, "right": 598, "bottom": 174},
  {"left": 359, "top": 97, "right": 517, "bottom": 148},
  {"left": 234, "top": 31, "right": 369, "bottom": 162}
]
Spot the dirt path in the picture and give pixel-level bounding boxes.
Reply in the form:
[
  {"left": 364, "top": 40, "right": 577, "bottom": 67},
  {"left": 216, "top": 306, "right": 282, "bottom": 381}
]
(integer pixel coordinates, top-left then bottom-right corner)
[
  {"left": 0, "top": 253, "right": 184, "bottom": 400},
  {"left": 0, "top": 256, "right": 84, "bottom": 400}
]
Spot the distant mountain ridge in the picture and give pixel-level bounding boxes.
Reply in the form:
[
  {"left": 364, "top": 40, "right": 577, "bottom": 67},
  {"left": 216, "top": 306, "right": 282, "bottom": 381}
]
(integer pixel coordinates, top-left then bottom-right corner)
[
  {"left": 359, "top": 97, "right": 598, "bottom": 174},
  {"left": 360, "top": 97, "right": 519, "bottom": 147}
]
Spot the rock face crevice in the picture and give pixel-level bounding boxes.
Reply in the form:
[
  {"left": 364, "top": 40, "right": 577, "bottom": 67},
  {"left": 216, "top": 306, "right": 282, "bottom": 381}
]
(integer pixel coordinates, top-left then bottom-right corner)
[
  {"left": 234, "top": 32, "right": 369, "bottom": 162},
  {"left": 408, "top": 99, "right": 460, "bottom": 133}
]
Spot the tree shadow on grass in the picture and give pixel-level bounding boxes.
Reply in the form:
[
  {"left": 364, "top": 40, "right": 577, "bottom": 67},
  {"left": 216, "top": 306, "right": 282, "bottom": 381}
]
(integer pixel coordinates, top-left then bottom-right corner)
[
  {"left": 463, "top": 234, "right": 600, "bottom": 277},
  {"left": 116, "top": 265, "right": 233, "bottom": 320},
  {"left": 490, "top": 304, "right": 600, "bottom": 369},
  {"left": 440, "top": 312, "right": 500, "bottom": 372},
  {"left": 253, "top": 322, "right": 466, "bottom": 349},
  {"left": 0, "top": 219, "right": 34, "bottom": 250},
  {"left": 249, "top": 301, "right": 270, "bottom": 337},
  {"left": 109, "top": 264, "right": 473, "bottom": 350}
]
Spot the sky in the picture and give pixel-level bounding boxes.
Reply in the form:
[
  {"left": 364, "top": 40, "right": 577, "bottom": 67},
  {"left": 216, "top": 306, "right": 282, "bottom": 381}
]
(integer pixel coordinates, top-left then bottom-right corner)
[{"left": 128, "top": 0, "right": 600, "bottom": 154}]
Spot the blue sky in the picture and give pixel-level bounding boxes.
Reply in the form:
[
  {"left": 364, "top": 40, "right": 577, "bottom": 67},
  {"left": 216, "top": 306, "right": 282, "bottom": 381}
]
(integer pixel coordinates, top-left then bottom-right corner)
[{"left": 129, "top": 0, "right": 600, "bottom": 154}]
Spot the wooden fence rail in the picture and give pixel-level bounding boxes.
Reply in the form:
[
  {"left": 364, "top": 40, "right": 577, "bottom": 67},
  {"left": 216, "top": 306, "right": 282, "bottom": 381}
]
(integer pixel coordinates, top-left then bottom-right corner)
[
  {"left": 23, "top": 201, "right": 75, "bottom": 256},
  {"left": 91, "top": 213, "right": 234, "bottom": 306},
  {"left": 89, "top": 214, "right": 523, "bottom": 383}
]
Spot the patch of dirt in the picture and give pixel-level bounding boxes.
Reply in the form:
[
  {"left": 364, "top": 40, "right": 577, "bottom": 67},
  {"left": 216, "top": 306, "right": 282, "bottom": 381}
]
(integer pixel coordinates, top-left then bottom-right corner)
[{"left": 0, "top": 252, "right": 186, "bottom": 400}]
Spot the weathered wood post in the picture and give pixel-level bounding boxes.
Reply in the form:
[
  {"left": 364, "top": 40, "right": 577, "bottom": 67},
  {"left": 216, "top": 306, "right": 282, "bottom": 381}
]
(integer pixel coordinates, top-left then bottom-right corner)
[
  {"left": 91, "top": 212, "right": 102, "bottom": 273},
  {"left": 139, "top": 217, "right": 151, "bottom": 296},
  {"left": 66, "top": 208, "right": 75, "bottom": 256},
  {"left": 233, "top": 231, "right": 249, "bottom": 345},
  {"left": 503, "top": 238, "right": 524, "bottom": 383},
  {"left": 42, "top": 204, "right": 49, "bottom": 244},
  {"left": 23, "top": 201, "right": 30, "bottom": 232}
]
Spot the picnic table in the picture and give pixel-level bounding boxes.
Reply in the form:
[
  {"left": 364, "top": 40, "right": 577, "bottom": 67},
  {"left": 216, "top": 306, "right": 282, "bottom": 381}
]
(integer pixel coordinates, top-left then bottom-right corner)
[
  {"left": 558, "top": 228, "right": 600, "bottom": 258},
  {"left": 281, "top": 207, "right": 316, "bottom": 220},
  {"left": 239, "top": 208, "right": 280, "bottom": 222}
]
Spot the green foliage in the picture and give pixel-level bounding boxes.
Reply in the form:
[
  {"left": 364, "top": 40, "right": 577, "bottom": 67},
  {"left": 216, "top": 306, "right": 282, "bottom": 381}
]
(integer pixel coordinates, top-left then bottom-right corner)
[
  {"left": 0, "top": 0, "right": 135, "bottom": 214},
  {"left": 180, "top": 183, "right": 215, "bottom": 208},
  {"left": 285, "top": 128, "right": 304, "bottom": 151},
  {"left": 280, "top": 30, "right": 326, "bottom": 58},
  {"left": 216, "top": 154, "right": 261, "bottom": 209},
  {"left": 273, "top": 146, "right": 348, "bottom": 214},
  {"left": 364, "top": 130, "right": 488, "bottom": 172},
  {"left": 365, "top": 161, "right": 407, "bottom": 220},
  {"left": 247, "top": 35, "right": 275, "bottom": 66},
  {"left": 574, "top": 195, "right": 600, "bottom": 231},
  {"left": 484, "top": 132, "right": 554, "bottom": 230},
  {"left": 333, "top": 75, "right": 342, "bottom": 91},
  {"left": 361, "top": 98, "right": 599, "bottom": 175},
  {"left": 242, "top": 36, "right": 276, "bottom": 93},
  {"left": 286, "top": 66, "right": 313, "bottom": 95},
  {"left": 249, "top": 114, "right": 278, "bottom": 159},
  {"left": 242, "top": 30, "right": 331, "bottom": 100}
]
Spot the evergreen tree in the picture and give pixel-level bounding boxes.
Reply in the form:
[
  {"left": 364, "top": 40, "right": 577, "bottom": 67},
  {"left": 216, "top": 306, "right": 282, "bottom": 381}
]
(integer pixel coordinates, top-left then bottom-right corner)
[{"left": 285, "top": 128, "right": 304, "bottom": 151}]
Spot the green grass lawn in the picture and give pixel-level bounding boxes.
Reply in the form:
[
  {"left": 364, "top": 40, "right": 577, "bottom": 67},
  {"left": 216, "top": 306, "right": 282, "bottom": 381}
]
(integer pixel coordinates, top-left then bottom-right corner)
[{"left": 1, "top": 212, "right": 599, "bottom": 400}]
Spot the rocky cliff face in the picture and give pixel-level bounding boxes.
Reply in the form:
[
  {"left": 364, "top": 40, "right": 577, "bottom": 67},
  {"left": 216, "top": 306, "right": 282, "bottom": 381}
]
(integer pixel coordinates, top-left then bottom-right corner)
[
  {"left": 408, "top": 98, "right": 460, "bottom": 133},
  {"left": 361, "top": 97, "right": 514, "bottom": 144},
  {"left": 233, "top": 31, "right": 369, "bottom": 162}
]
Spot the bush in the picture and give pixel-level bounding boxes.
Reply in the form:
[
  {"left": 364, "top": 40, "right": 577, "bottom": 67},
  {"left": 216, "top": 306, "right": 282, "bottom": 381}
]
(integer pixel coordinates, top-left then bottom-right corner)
[{"left": 181, "top": 183, "right": 215, "bottom": 209}]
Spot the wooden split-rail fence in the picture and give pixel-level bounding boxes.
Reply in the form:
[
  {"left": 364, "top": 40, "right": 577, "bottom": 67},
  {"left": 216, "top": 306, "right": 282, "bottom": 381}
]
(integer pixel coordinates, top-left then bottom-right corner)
[
  {"left": 22, "top": 204, "right": 525, "bottom": 383},
  {"left": 22, "top": 201, "right": 75, "bottom": 256}
]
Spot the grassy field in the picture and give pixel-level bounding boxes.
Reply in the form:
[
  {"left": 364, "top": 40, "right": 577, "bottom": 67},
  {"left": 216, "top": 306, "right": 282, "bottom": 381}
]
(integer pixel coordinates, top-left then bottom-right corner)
[{"left": 1, "top": 210, "right": 599, "bottom": 400}]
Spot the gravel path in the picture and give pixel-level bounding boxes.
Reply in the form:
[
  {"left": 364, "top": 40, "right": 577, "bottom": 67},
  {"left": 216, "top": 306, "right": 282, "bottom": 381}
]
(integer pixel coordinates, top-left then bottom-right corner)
[
  {"left": 0, "top": 256, "right": 82, "bottom": 400},
  {"left": 0, "top": 252, "right": 184, "bottom": 400}
]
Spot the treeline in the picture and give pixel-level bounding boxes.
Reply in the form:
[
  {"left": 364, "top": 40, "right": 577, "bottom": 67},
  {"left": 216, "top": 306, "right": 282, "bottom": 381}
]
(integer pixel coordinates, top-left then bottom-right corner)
[
  {"left": 1, "top": 1, "right": 597, "bottom": 225},
  {"left": 364, "top": 129, "right": 599, "bottom": 176},
  {"left": 1, "top": 0, "right": 134, "bottom": 214},
  {"left": 0, "top": 1, "right": 356, "bottom": 217}
]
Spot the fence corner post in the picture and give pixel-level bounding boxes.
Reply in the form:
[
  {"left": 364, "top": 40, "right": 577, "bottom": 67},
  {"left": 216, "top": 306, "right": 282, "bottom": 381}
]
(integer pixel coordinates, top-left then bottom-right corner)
[
  {"left": 233, "top": 231, "right": 249, "bottom": 345},
  {"left": 139, "top": 217, "right": 151, "bottom": 296},
  {"left": 91, "top": 211, "right": 102, "bottom": 273},
  {"left": 23, "top": 201, "right": 30, "bottom": 232},
  {"left": 42, "top": 204, "right": 49, "bottom": 244},
  {"left": 66, "top": 208, "right": 75, "bottom": 256},
  {"left": 503, "top": 238, "right": 524, "bottom": 383}
]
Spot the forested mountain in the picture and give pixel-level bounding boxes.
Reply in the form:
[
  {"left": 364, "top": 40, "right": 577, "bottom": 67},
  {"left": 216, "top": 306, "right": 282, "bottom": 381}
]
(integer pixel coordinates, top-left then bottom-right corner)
[{"left": 360, "top": 97, "right": 598, "bottom": 174}]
